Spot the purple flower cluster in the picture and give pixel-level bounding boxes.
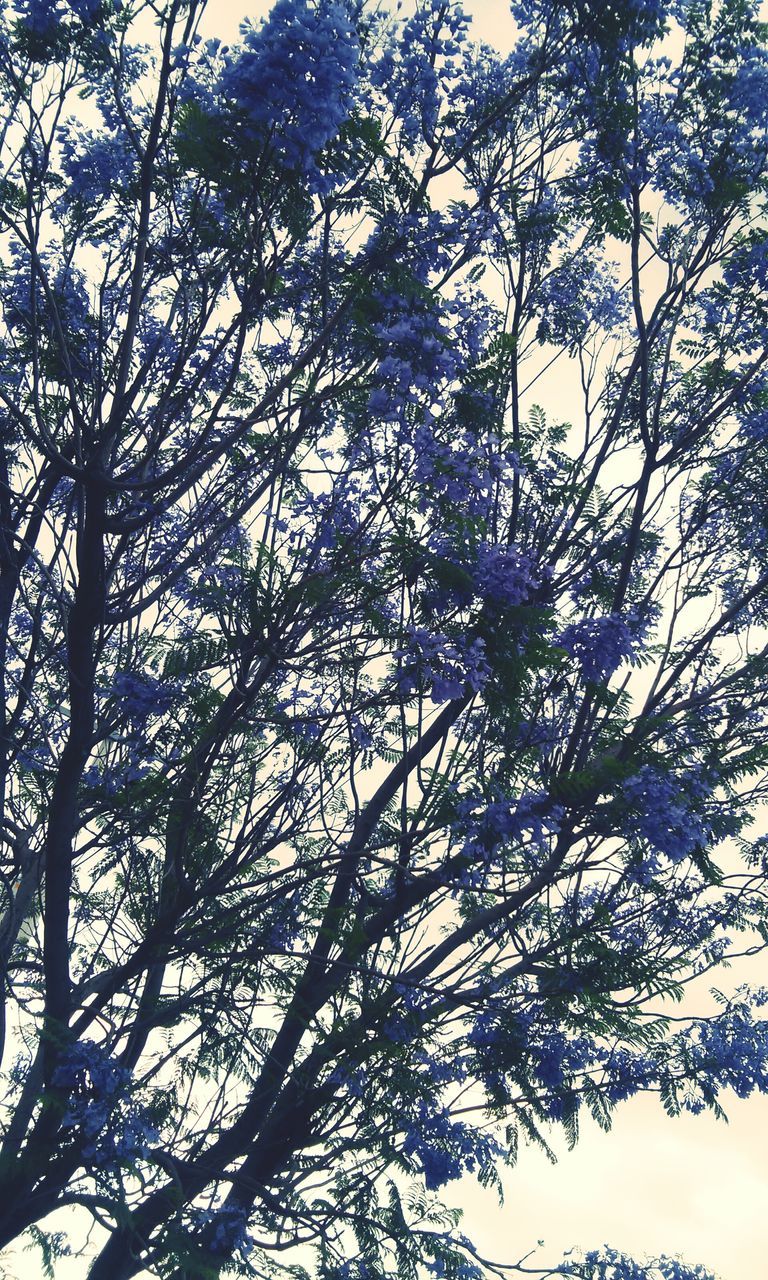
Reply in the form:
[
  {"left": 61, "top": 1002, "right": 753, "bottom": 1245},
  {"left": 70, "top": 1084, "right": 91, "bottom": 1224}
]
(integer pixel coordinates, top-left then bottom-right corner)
[
  {"left": 396, "top": 627, "right": 489, "bottom": 704},
  {"left": 448, "top": 287, "right": 495, "bottom": 362},
  {"left": 537, "top": 253, "right": 627, "bottom": 348},
  {"left": 580, "top": 1248, "right": 716, "bottom": 1280},
  {"left": 368, "top": 295, "right": 458, "bottom": 422},
  {"left": 2, "top": 247, "right": 95, "bottom": 379},
  {"left": 683, "top": 998, "right": 768, "bottom": 1102},
  {"left": 470, "top": 1002, "right": 599, "bottom": 1117},
  {"left": 474, "top": 542, "right": 539, "bottom": 609},
  {"left": 190, "top": 1203, "right": 254, "bottom": 1259},
  {"left": 419, "top": 533, "right": 535, "bottom": 615},
  {"left": 402, "top": 1099, "right": 500, "bottom": 1191},
  {"left": 468, "top": 982, "right": 768, "bottom": 1128},
  {"left": 290, "top": 484, "right": 365, "bottom": 554},
  {"left": 20, "top": 0, "right": 61, "bottom": 37},
  {"left": 111, "top": 671, "right": 176, "bottom": 722},
  {"left": 219, "top": 0, "right": 359, "bottom": 186},
  {"left": 558, "top": 614, "right": 636, "bottom": 682},
  {"left": 452, "top": 793, "right": 565, "bottom": 879},
  {"left": 19, "top": 0, "right": 111, "bottom": 42},
  {"left": 52, "top": 1040, "right": 157, "bottom": 1170},
  {"left": 626, "top": 13, "right": 768, "bottom": 216},
  {"left": 370, "top": 1, "right": 470, "bottom": 146},
  {"left": 622, "top": 765, "right": 711, "bottom": 863},
  {"left": 411, "top": 426, "right": 502, "bottom": 518}
]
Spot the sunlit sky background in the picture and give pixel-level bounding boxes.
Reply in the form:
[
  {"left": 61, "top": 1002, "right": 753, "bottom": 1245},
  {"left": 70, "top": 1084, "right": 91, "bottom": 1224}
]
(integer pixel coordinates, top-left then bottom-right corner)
[
  {"left": 9, "top": 2, "right": 768, "bottom": 1277},
  {"left": 190, "top": 3, "right": 768, "bottom": 1276}
]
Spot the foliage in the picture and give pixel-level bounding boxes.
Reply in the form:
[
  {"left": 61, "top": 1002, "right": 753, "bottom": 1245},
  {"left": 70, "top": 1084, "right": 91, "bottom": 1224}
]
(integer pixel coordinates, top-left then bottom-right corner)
[{"left": 0, "top": 0, "right": 767, "bottom": 1277}]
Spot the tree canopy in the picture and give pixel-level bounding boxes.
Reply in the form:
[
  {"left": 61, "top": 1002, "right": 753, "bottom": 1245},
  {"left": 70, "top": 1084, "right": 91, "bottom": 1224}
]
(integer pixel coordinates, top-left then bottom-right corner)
[{"left": 1, "top": 0, "right": 768, "bottom": 1277}]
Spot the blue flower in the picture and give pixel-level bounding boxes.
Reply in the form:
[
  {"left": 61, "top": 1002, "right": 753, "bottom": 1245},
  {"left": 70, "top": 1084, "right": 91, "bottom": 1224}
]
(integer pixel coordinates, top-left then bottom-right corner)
[
  {"left": 111, "top": 671, "right": 176, "bottom": 721},
  {"left": 537, "top": 254, "right": 627, "bottom": 347},
  {"left": 67, "top": 0, "right": 104, "bottom": 18},
  {"left": 57, "top": 126, "right": 136, "bottom": 216},
  {"left": 219, "top": 0, "right": 359, "bottom": 187},
  {"left": 580, "top": 1246, "right": 716, "bottom": 1280},
  {"left": 370, "top": 1, "right": 470, "bottom": 147},
  {"left": 210, "top": 1204, "right": 254, "bottom": 1258},
  {"left": 558, "top": 614, "right": 637, "bottom": 682},
  {"left": 402, "top": 1099, "right": 500, "bottom": 1191},
  {"left": 474, "top": 542, "right": 539, "bottom": 609},
  {"left": 20, "top": 0, "right": 62, "bottom": 37},
  {"left": 2, "top": 246, "right": 96, "bottom": 379},
  {"left": 396, "top": 627, "right": 489, "bottom": 704},
  {"left": 52, "top": 1041, "right": 157, "bottom": 1170},
  {"left": 622, "top": 765, "right": 711, "bottom": 862},
  {"left": 683, "top": 998, "right": 768, "bottom": 1100}
]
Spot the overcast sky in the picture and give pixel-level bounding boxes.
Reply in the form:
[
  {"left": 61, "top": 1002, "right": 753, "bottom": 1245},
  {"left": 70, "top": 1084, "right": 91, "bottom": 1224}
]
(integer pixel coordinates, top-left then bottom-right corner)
[
  {"left": 191, "top": 4, "right": 767, "bottom": 1277},
  {"left": 9, "top": 3, "right": 767, "bottom": 1277}
]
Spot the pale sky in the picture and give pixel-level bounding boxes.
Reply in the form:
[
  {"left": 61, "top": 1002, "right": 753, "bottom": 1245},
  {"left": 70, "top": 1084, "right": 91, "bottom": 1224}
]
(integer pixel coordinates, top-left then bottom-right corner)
[
  {"left": 7, "top": 3, "right": 767, "bottom": 1278},
  {"left": 191, "top": 1, "right": 767, "bottom": 1275}
]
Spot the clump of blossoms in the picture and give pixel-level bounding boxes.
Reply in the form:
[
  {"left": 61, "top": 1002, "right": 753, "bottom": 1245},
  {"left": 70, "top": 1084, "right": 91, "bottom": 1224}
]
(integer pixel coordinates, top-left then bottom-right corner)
[
  {"left": 188, "top": 1203, "right": 255, "bottom": 1261},
  {"left": 537, "top": 252, "right": 628, "bottom": 347},
  {"left": 396, "top": 627, "right": 489, "bottom": 703},
  {"left": 369, "top": 0, "right": 471, "bottom": 146},
  {"left": 474, "top": 541, "right": 540, "bottom": 609},
  {"left": 218, "top": 0, "right": 360, "bottom": 188},
  {"left": 367, "top": 292, "right": 459, "bottom": 421},
  {"left": 621, "top": 765, "right": 712, "bottom": 863},
  {"left": 557, "top": 614, "right": 637, "bottom": 682},
  {"left": 573, "top": 1248, "right": 717, "bottom": 1280},
  {"left": 51, "top": 1041, "right": 157, "bottom": 1171},
  {"left": 401, "top": 1100, "right": 502, "bottom": 1191}
]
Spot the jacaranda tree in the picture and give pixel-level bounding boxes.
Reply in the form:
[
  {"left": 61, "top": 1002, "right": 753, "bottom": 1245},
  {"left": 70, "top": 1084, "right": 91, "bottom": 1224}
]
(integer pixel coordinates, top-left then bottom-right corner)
[{"left": 1, "top": 0, "right": 768, "bottom": 1276}]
